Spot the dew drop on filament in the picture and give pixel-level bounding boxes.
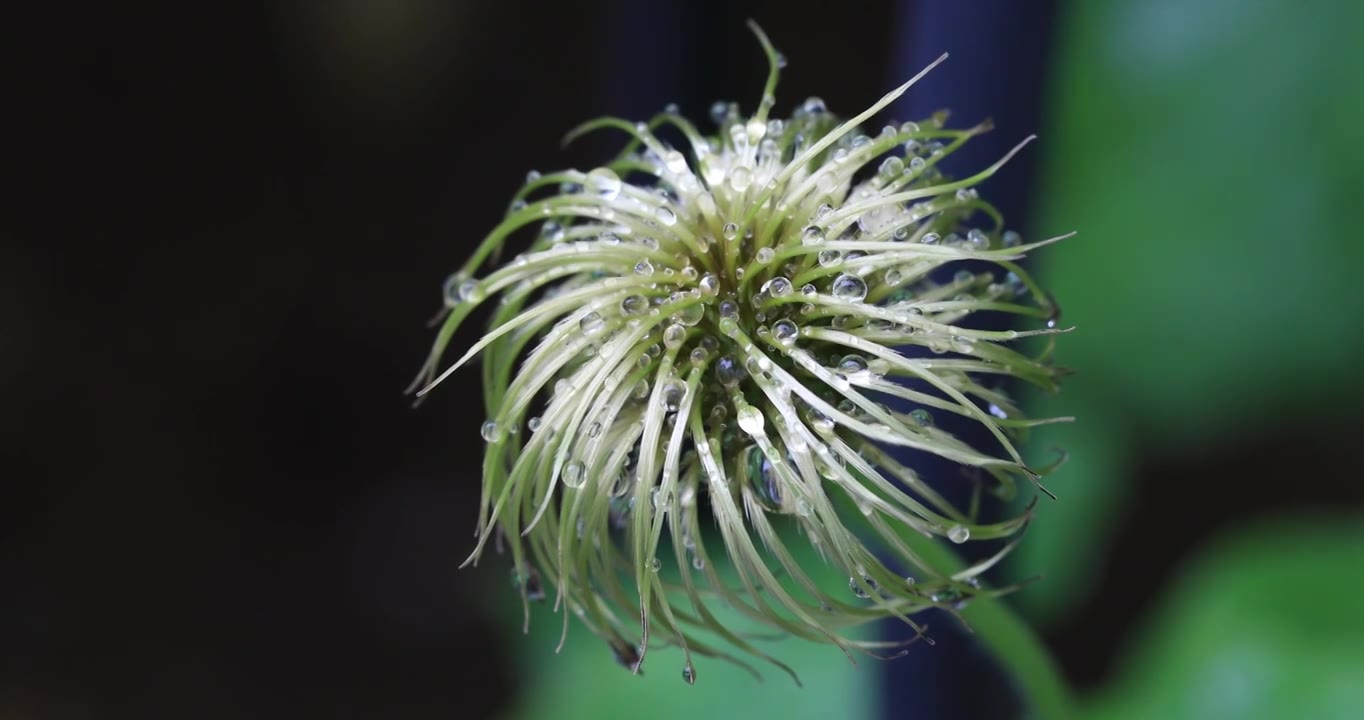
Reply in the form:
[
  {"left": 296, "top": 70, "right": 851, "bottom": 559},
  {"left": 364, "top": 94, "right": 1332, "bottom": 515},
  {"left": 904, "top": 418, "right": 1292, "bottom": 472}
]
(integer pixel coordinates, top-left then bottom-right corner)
[
  {"left": 579, "top": 312, "right": 606, "bottom": 335},
  {"left": 831, "top": 274, "right": 868, "bottom": 302},
  {"left": 587, "top": 167, "right": 622, "bottom": 200}
]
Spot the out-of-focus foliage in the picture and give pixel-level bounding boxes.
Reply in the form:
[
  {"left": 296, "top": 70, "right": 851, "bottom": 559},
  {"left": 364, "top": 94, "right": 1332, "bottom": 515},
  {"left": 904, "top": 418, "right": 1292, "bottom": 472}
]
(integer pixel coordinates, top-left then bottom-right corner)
[
  {"left": 1082, "top": 515, "right": 1364, "bottom": 720},
  {"left": 501, "top": 542, "right": 879, "bottom": 720},
  {"left": 1015, "top": 0, "right": 1364, "bottom": 618}
]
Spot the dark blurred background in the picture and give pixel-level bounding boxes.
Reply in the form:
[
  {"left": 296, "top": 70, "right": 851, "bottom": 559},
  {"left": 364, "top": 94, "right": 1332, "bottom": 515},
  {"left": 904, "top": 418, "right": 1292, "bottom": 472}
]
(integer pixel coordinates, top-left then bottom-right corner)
[{"left": 9, "top": 1, "right": 1364, "bottom": 719}]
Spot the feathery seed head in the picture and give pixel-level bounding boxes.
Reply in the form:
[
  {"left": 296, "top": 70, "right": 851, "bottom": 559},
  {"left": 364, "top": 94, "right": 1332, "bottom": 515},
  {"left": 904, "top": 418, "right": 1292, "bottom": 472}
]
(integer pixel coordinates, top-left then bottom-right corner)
[{"left": 413, "top": 22, "right": 1073, "bottom": 685}]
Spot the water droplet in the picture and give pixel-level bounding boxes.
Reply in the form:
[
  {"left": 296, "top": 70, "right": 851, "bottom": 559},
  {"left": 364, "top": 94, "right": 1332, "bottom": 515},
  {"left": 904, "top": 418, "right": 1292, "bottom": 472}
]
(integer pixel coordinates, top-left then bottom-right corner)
[
  {"left": 587, "top": 167, "right": 622, "bottom": 200},
  {"left": 654, "top": 206, "right": 677, "bottom": 226},
  {"left": 442, "top": 274, "right": 465, "bottom": 304},
  {"left": 699, "top": 273, "right": 720, "bottom": 295},
  {"left": 755, "top": 247, "right": 774, "bottom": 264},
  {"left": 675, "top": 303, "right": 704, "bottom": 326},
  {"left": 744, "top": 445, "right": 783, "bottom": 509},
  {"left": 987, "top": 403, "right": 1008, "bottom": 419},
  {"left": 634, "top": 259, "right": 654, "bottom": 275},
  {"left": 715, "top": 355, "right": 746, "bottom": 386},
  {"left": 831, "top": 274, "right": 868, "bottom": 302},
  {"left": 620, "top": 295, "right": 647, "bottom": 315},
  {"left": 651, "top": 556, "right": 662, "bottom": 572},
  {"left": 480, "top": 420, "right": 502, "bottom": 442},
  {"left": 682, "top": 662, "right": 696, "bottom": 685},
  {"left": 563, "top": 461, "right": 586, "bottom": 488},
  {"left": 527, "top": 416, "right": 542, "bottom": 432},
  {"left": 772, "top": 319, "right": 798, "bottom": 345},
  {"left": 651, "top": 486, "right": 675, "bottom": 510},
  {"left": 511, "top": 567, "right": 545, "bottom": 601},
  {"left": 745, "top": 118, "right": 767, "bottom": 144},
  {"left": 719, "top": 300, "right": 739, "bottom": 319},
  {"left": 525, "top": 170, "right": 542, "bottom": 183},
  {"left": 883, "top": 268, "right": 902, "bottom": 286},
  {"left": 807, "top": 408, "right": 835, "bottom": 434},
  {"left": 722, "top": 222, "right": 739, "bottom": 240},
  {"left": 948, "top": 525, "right": 970, "bottom": 544},
  {"left": 729, "top": 165, "right": 753, "bottom": 192},
  {"left": 953, "top": 269, "right": 974, "bottom": 285},
  {"left": 663, "top": 150, "right": 687, "bottom": 174},
  {"left": 878, "top": 156, "right": 904, "bottom": 180},
  {"left": 951, "top": 335, "right": 975, "bottom": 353},
  {"left": 967, "top": 228, "right": 990, "bottom": 250},
  {"left": 736, "top": 405, "right": 765, "bottom": 435},
  {"left": 921, "top": 232, "right": 941, "bottom": 245},
  {"left": 849, "top": 575, "right": 878, "bottom": 599},
  {"left": 663, "top": 323, "right": 686, "bottom": 348},
  {"left": 1002, "top": 230, "right": 1022, "bottom": 248},
  {"left": 817, "top": 249, "right": 842, "bottom": 267},
  {"left": 763, "top": 276, "right": 792, "bottom": 297},
  {"left": 588, "top": 421, "right": 603, "bottom": 437},
  {"left": 801, "top": 226, "right": 826, "bottom": 245},
  {"left": 580, "top": 312, "right": 606, "bottom": 335},
  {"left": 458, "top": 279, "right": 483, "bottom": 303},
  {"left": 837, "top": 354, "right": 868, "bottom": 374},
  {"left": 910, "top": 408, "right": 935, "bottom": 427}
]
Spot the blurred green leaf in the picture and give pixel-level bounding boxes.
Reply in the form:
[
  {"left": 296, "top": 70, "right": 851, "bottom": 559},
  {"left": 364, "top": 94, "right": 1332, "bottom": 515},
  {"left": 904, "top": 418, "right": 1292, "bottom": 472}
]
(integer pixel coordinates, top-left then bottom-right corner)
[
  {"left": 1014, "top": 0, "right": 1364, "bottom": 616},
  {"left": 1035, "top": 0, "right": 1364, "bottom": 434},
  {"left": 1082, "top": 514, "right": 1364, "bottom": 720},
  {"left": 495, "top": 522, "right": 1074, "bottom": 720},
  {"left": 498, "top": 541, "right": 880, "bottom": 720},
  {"left": 1011, "top": 389, "right": 1131, "bottom": 623}
]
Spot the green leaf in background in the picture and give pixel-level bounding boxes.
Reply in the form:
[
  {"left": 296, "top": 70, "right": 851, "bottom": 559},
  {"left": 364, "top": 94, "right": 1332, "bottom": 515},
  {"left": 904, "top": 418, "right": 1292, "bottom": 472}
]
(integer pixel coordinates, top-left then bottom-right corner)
[
  {"left": 498, "top": 541, "right": 880, "bottom": 720},
  {"left": 1082, "top": 514, "right": 1364, "bottom": 720},
  {"left": 1013, "top": 0, "right": 1364, "bottom": 617},
  {"left": 495, "top": 521, "right": 1073, "bottom": 720}
]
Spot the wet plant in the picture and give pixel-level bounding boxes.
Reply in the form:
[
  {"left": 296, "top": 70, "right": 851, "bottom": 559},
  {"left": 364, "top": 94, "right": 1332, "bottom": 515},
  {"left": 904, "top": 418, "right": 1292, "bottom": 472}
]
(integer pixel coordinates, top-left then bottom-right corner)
[{"left": 412, "top": 21, "right": 1073, "bottom": 694}]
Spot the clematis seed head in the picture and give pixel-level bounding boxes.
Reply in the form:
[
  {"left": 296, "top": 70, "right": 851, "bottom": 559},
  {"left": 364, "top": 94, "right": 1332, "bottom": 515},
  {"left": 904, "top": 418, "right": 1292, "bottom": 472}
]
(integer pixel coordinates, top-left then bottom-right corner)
[{"left": 411, "top": 21, "right": 1073, "bottom": 685}]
